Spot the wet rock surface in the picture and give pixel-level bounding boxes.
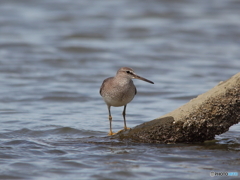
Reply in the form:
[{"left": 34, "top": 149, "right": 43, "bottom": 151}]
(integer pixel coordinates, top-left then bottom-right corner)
[{"left": 116, "top": 73, "right": 240, "bottom": 143}]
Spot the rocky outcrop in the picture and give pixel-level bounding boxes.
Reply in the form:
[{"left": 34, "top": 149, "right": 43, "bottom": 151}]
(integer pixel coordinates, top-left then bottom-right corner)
[{"left": 116, "top": 73, "right": 240, "bottom": 143}]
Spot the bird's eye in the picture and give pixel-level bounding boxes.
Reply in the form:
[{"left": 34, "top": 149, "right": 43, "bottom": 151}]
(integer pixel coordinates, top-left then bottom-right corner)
[{"left": 126, "top": 71, "right": 131, "bottom": 74}]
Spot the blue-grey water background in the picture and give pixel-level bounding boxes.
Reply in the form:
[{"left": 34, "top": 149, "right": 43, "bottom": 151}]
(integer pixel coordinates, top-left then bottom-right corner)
[{"left": 0, "top": 0, "right": 240, "bottom": 179}]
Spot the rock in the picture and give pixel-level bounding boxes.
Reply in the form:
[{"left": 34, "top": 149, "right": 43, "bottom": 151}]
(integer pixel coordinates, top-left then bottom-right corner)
[{"left": 116, "top": 72, "right": 240, "bottom": 143}]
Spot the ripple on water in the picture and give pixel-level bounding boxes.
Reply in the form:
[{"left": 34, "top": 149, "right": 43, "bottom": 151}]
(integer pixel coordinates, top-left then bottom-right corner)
[{"left": 2, "top": 127, "right": 104, "bottom": 140}]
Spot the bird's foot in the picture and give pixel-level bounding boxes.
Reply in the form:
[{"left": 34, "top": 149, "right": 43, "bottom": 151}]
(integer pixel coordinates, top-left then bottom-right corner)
[
  {"left": 108, "top": 131, "right": 116, "bottom": 136},
  {"left": 116, "top": 128, "right": 131, "bottom": 134},
  {"left": 108, "top": 128, "right": 131, "bottom": 136}
]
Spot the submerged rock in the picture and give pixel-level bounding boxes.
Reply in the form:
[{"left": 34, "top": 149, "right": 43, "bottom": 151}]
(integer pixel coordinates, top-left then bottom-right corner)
[{"left": 116, "top": 72, "right": 240, "bottom": 143}]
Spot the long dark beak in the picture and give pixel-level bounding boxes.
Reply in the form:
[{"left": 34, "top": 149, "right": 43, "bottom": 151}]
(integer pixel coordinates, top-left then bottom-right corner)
[{"left": 133, "top": 74, "right": 154, "bottom": 84}]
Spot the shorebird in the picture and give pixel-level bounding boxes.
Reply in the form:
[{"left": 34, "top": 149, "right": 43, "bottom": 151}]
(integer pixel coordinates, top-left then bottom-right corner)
[{"left": 100, "top": 67, "right": 154, "bottom": 135}]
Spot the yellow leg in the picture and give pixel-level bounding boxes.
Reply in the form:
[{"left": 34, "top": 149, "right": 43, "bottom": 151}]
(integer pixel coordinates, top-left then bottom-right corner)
[
  {"left": 122, "top": 105, "right": 130, "bottom": 130},
  {"left": 113, "top": 105, "right": 131, "bottom": 134},
  {"left": 116, "top": 128, "right": 131, "bottom": 134},
  {"left": 107, "top": 106, "right": 116, "bottom": 136},
  {"left": 108, "top": 130, "right": 116, "bottom": 136}
]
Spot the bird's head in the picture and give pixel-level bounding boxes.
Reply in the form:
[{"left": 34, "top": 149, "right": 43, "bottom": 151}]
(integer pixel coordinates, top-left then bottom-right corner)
[{"left": 117, "top": 67, "right": 154, "bottom": 84}]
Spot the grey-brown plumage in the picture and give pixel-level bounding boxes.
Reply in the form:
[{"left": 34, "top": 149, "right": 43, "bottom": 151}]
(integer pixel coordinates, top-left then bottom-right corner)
[{"left": 100, "top": 67, "right": 154, "bottom": 135}]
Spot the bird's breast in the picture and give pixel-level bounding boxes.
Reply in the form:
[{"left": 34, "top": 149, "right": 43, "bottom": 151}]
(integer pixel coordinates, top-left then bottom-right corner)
[{"left": 102, "top": 79, "right": 136, "bottom": 107}]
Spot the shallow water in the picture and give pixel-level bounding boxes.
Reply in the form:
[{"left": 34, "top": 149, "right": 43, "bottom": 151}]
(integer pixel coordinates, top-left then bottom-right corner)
[{"left": 0, "top": 0, "right": 240, "bottom": 179}]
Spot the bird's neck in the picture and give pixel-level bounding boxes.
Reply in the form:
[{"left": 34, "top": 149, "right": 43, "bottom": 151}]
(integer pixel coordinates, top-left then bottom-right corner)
[{"left": 114, "top": 76, "right": 132, "bottom": 87}]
